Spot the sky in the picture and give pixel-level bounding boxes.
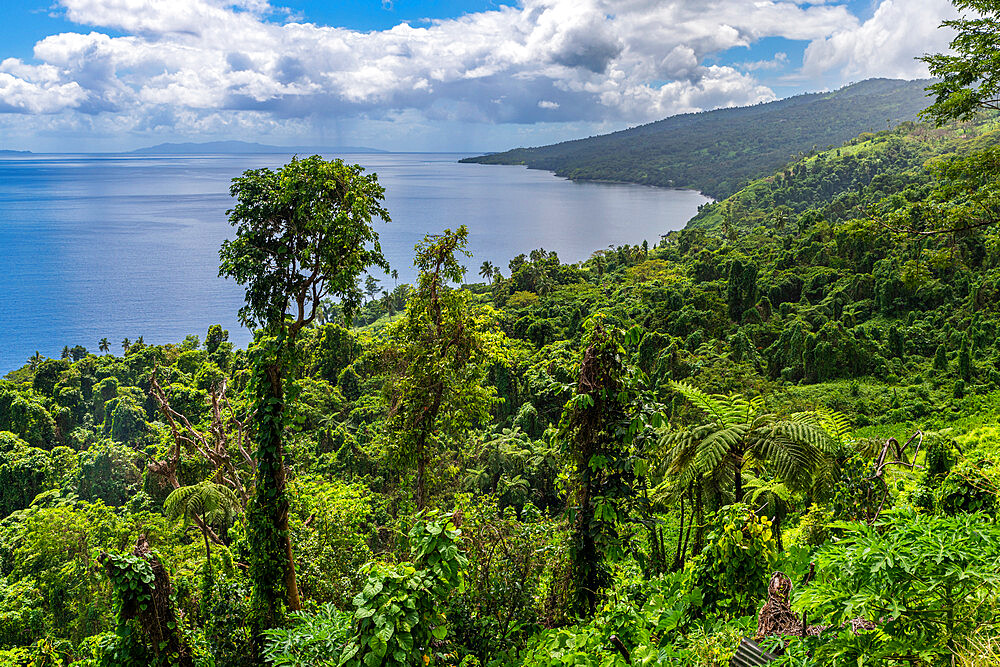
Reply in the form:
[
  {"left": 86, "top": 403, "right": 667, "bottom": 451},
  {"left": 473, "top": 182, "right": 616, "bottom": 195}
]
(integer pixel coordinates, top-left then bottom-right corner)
[{"left": 0, "top": 0, "right": 961, "bottom": 153}]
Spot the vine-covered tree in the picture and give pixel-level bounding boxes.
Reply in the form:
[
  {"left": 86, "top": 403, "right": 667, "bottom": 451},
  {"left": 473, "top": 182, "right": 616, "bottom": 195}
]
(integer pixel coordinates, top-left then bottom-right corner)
[
  {"left": 556, "top": 320, "right": 661, "bottom": 615},
  {"left": 383, "top": 226, "right": 499, "bottom": 509},
  {"left": 219, "top": 155, "right": 389, "bottom": 643}
]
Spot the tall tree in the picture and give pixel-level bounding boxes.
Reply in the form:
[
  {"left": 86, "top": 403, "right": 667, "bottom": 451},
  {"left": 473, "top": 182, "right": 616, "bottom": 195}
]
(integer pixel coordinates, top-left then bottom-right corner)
[
  {"left": 479, "top": 260, "right": 494, "bottom": 282},
  {"left": 99, "top": 338, "right": 110, "bottom": 354},
  {"left": 555, "top": 320, "right": 662, "bottom": 615},
  {"left": 921, "top": 0, "right": 1000, "bottom": 124},
  {"left": 219, "top": 155, "right": 389, "bottom": 643},
  {"left": 364, "top": 274, "right": 381, "bottom": 302},
  {"left": 383, "top": 226, "right": 499, "bottom": 509}
]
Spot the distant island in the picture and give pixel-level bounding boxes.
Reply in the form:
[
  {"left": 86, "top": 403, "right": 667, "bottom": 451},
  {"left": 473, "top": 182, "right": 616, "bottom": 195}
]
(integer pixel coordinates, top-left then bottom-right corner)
[
  {"left": 462, "top": 78, "right": 933, "bottom": 199},
  {"left": 129, "top": 140, "right": 385, "bottom": 155},
  {"left": 0, "top": 149, "right": 31, "bottom": 154}
]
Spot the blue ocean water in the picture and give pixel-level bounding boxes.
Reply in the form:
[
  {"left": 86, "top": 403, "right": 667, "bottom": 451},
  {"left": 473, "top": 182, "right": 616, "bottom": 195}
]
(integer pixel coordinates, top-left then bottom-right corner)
[{"left": 0, "top": 152, "right": 708, "bottom": 372}]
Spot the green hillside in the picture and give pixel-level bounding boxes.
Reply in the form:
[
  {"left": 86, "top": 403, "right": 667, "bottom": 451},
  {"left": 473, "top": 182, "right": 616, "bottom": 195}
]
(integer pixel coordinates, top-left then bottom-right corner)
[
  {"left": 461, "top": 78, "right": 934, "bottom": 199},
  {"left": 688, "top": 114, "right": 1000, "bottom": 233}
]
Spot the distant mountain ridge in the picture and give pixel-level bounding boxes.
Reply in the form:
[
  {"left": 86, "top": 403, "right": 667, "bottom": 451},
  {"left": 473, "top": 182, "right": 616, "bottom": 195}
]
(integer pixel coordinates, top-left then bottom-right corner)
[
  {"left": 0, "top": 149, "right": 31, "bottom": 154},
  {"left": 130, "top": 140, "right": 385, "bottom": 154},
  {"left": 461, "top": 78, "right": 934, "bottom": 199}
]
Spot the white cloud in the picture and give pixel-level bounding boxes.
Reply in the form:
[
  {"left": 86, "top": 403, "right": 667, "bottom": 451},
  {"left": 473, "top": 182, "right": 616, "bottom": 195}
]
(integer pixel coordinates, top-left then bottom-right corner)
[
  {"left": 0, "top": 0, "right": 960, "bottom": 147},
  {"left": 803, "top": 0, "right": 959, "bottom": 79}
]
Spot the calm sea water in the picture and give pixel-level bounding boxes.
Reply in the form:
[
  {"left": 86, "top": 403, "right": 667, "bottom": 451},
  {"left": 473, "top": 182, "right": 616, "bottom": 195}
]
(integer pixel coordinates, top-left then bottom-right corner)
[{"left": 0, "top": 152, "right": 708, "bottom": 372}]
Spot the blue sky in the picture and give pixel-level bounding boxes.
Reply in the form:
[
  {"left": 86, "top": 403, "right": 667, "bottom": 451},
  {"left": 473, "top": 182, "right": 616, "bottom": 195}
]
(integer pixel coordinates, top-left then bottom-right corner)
[{"left": 0, "top": 0, "right": 956, "bottom": 152}]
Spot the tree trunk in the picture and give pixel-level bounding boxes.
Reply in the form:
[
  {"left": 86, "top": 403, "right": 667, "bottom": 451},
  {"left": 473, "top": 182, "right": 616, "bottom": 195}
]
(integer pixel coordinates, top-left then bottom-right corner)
[
  {"left": 249, "top": 354, "right": 301, "bottom": 654},
  {"left": 733, "top": 452, "right": 743, "bottom": 503},
  {"left": 414, "top": 383, "right": 444, "bottom": 510},
  {"left": 202, "top": 520, "right": 213, "bottom": 575},
  {"left": 672, "top": 492, "right": 686, "bottom": 571},
  {"left": 416, "top": 440, "right": 426, "bottom": 510},
  {"left": 103, "top": 535, "right": 194, "bottom": 667},
  {"left": 693, "top": 483, "right": 705, "bottom": 555},
  {"left": 265, "top": 363, "right": 301, "bottom": 612}
]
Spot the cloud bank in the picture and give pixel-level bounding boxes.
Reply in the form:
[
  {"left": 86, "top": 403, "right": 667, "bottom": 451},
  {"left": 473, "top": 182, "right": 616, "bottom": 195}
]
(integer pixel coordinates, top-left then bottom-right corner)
[{"left": 0, "top": 0, "right": 958, "bottom": 148}]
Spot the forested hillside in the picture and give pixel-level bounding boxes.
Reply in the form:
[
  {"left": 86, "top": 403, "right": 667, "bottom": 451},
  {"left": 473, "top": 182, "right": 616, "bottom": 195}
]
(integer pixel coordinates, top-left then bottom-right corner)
[
  {"left": 461, "top": 78, "right": 933, "bottom": 199},
  {"left": 4, "top": 5, "right": 1000, "bottom": 665}
]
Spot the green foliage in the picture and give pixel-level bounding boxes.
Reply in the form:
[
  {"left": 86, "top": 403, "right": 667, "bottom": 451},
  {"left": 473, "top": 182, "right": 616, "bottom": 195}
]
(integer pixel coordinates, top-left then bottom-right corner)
[
  {"left": 799, "top": 510, "right": 1000, "bottom": 662},
  {"left": 556, "top": 320, "right": 661, "bottom": 615},
  {"left": 262, "top": 603, "right": 351, "bottom": 667},
  {"left": 921, "top": 0, "right": 1000, "bottom": 124},
  {"left": 164, "top": 481, "right": 241, "bottom": 540},
  {"left": 340, "top": 512, "right": 468, "bottom": 667},
  {"left": 287, "top": 478, "right": 374, "bottom": 606},
  {"left": 381, "top": 226, "right": 501, "bottom": 509},
  {"left": 0, "top": 389, "right": 56, "bottom": 448},
  {"left": 77, "top": 441, "right": 142, "bottom": 507},
  {"left": 446, "top": 497, "right": 554, "bottom": 664},
  {"left": 658, "top": 382, "right": 836, "bottom": 500},
  {"left": 727, "top": 258, "right": 758, "bottom": 322},
  {"left": 687, "top": 504, "right": 776, "bottom": 619},
  {"left": 104, "top": 395, "right": 147, "bottom": 443},
  {"left": 0, "top": 433, "right": 52, "bottom": 518},
  {"left": 219, "top": 155, "right": 390, "bottom": 330}
]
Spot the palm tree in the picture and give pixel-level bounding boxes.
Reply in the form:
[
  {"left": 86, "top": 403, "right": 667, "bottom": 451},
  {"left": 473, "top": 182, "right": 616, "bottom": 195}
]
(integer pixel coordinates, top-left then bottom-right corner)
[
  {"left": 28, "top": 351, "right": 43, "bottom": 370},
  {"left": 99, "top": 338, "right": 110, "bottom": 354},
  {"left": 391, "top": 269, "right": 399, "bottom": 288},
  {"left": 656, "top": 381, "right": 836, "bottom": 504},
  {"left": 164, "top": 481, "right": 241, "bottom": 570},
  {"left": 61, "top": 346, "right": 70, "bottom": 359},
  {"left": 121, "top": 338, "right": 131, "bottom": 354},
  {"left": 479, "top": 260, "right": 494, "bottom": 283}
]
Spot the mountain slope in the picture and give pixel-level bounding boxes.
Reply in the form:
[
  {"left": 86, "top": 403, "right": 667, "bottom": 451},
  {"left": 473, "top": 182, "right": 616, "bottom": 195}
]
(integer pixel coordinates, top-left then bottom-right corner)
[
  {"left": 461, "top": 78, "right": 933, "bottom": 199},
  {"left": 686, "top": 114, "right": 1000, "bottom": 233}
]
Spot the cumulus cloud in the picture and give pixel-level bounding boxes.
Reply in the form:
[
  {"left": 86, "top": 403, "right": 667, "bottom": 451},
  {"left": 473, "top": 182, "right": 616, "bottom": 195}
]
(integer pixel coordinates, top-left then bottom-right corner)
[
  {"left": 0, "top": 0, "right": 959, "bottom": 143},
  {"left": 803, "top": 0, "right": 959, "bottom": 79}
]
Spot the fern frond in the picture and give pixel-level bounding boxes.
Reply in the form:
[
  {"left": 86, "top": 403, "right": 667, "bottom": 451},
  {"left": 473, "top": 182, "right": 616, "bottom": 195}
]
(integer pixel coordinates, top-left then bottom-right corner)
[
  {"left": 670, "top": 381, "right": 738, "bottom": 426},
  {"left": 813, "top": 408, "right": 851, "bottom": 446},
  {"left": 694, "top": 425, "right": 748, "bottom": 475}
]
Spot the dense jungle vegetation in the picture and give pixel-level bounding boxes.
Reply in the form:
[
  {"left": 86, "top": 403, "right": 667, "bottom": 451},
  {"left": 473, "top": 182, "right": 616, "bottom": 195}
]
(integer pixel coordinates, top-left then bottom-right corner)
[
  {"left": 460, "top": 78, "right": 933, "bottom": 199},
  {"left": 4, "top": 3, "right": 1000, "bottom": 665}
]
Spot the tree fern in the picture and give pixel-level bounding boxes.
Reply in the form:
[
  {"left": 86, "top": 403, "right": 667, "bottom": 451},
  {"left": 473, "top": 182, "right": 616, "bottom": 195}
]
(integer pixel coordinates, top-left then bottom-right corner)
[
  {"left": 165, "top": 480, "right": 241, "bottom": 531},
  {"left": 656, "top": 382, "right": 837, "bottom": 503}
]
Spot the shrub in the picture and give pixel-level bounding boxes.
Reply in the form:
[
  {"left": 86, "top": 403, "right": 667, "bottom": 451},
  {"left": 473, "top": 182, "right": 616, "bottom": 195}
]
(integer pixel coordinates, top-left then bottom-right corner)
[
  {"left": 687, "top": 504, "right": 776, "bottom": 619},
  {"left": 340, "top": 511, "right": 468, "bottom": 667},
  {"left": 799, "top": 511, "right": 1000, "bottom": 663}
]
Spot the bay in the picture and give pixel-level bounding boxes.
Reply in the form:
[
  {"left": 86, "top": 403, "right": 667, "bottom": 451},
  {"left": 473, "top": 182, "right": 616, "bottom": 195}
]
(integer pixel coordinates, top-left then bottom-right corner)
[{"left": 0, "top": 152, "right": 709, "bottom": 373}]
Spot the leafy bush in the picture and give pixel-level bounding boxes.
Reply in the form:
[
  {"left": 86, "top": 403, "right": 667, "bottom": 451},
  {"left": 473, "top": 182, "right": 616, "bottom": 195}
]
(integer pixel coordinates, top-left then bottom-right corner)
[
  {"left": 340, "top": 511, "right": 468, "bottom": 667},
  {"left": 799, "top": 510, "right": 1000, "bottom": 663},
  {"left": 687, "top": 504, "right": 776, "bottom": 619},
  {"left": 262, "top": 603, "right": 350, "bottom": 667}
]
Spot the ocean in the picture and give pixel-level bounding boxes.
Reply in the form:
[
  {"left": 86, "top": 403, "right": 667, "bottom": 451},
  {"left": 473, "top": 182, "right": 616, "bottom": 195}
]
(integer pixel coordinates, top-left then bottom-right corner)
[{"left": 0, "top": 152, "right": 709, "bottom": 372}]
